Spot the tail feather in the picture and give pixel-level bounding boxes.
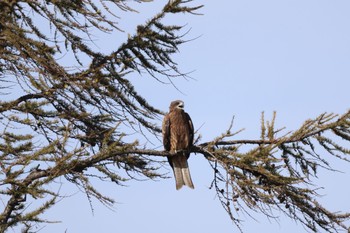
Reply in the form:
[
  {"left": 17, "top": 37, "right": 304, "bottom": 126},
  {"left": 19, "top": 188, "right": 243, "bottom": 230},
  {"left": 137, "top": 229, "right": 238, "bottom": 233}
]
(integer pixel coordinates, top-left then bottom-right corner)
[
  {"left": 181, "top": 167, "right": 194, "bottom": 189},
  {"left": 173, "top": 167, "right": 185, "bottom": 190},
  {"left": 171, "top": 154, "right": 194, "bottom": 190}
]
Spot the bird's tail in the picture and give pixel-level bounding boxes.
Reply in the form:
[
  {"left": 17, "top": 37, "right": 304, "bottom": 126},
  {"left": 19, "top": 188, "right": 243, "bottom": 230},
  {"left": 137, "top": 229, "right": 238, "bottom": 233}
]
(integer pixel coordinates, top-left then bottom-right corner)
[{"left": 172, "top": 154, "right": 194, "bottom": 190}]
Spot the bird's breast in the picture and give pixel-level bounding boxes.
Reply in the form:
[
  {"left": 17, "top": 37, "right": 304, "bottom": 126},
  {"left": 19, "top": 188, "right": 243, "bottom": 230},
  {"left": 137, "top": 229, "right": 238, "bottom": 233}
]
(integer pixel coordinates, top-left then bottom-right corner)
[{"left": 169, "top": 111, "right": 191, "bottom": 151}]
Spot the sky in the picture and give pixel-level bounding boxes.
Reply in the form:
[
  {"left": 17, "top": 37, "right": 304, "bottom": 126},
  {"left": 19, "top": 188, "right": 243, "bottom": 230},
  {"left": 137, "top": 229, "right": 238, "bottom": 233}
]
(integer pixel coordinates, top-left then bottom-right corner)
[{"left": 21, "top": 0, "right": 350, "bottom": 232}]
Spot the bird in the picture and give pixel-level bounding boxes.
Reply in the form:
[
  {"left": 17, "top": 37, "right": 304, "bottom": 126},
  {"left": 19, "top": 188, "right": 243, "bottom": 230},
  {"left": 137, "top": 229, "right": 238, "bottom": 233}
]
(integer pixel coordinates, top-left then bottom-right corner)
[{"left": 162, "top": 100, "right": 194, "bottom": 190}]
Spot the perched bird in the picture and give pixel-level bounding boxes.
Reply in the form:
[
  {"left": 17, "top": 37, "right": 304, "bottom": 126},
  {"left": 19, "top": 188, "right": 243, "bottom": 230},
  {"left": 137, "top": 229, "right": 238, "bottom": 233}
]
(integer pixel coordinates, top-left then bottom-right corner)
[{"left": 162, "top": 100, "right": 194, "bottom": 190}]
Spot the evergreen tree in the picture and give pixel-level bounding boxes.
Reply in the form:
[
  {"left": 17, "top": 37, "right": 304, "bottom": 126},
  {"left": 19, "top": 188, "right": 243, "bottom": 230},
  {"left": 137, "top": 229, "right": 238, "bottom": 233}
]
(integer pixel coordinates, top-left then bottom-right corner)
[{"left": 0, "top": 0, "right": 349, "bottom": 232}]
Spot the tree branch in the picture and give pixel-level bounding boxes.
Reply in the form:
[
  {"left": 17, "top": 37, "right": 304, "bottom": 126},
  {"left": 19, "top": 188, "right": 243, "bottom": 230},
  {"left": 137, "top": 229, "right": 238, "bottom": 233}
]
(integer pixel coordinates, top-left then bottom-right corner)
[{"left": 0, "top": 93, "right": 45, "bottom": 113}]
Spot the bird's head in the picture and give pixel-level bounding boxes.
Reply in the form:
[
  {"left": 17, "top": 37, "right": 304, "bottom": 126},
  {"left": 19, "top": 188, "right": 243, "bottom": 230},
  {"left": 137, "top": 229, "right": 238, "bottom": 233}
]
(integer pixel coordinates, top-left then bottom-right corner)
[{"left": 170, "top": 100, "right": 185, "bottom": 111}]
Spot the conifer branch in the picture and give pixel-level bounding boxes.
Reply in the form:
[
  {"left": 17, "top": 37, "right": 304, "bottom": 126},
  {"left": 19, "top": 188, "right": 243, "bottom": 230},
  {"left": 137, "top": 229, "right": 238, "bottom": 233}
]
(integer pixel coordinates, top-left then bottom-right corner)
[{"left": 1, "top": 1, "right": 349, "bottom": 233}]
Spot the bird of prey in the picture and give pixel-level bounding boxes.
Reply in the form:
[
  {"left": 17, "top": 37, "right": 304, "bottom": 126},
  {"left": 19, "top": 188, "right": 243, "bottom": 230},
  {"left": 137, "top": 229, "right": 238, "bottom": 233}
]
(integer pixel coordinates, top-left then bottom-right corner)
[{"left": 162, "top": 100, "right": 194, "bottom": 190}]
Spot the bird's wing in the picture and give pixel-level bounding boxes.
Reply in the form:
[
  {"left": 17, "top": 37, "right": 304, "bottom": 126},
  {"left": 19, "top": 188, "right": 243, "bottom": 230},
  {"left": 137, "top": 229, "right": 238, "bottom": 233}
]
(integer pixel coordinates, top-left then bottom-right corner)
[
  {"left": 185, "top": 112, "right": 194, "bottom": 146},
  {"left": 162, "top": 113, "right": 171, "bottom": 151}
]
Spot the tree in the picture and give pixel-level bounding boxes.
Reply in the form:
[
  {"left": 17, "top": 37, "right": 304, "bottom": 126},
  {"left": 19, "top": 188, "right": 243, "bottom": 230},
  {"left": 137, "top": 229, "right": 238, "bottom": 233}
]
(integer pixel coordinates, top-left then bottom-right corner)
[{"left": 0, "top": 0, "right": 349, "bottom": 232}]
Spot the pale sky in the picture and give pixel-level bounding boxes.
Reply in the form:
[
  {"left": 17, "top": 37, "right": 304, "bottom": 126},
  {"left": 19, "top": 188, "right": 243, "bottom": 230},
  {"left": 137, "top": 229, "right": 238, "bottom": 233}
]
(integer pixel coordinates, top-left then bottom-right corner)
[{"left": 40, "top": 1, "right": 350, "bottom": 232}]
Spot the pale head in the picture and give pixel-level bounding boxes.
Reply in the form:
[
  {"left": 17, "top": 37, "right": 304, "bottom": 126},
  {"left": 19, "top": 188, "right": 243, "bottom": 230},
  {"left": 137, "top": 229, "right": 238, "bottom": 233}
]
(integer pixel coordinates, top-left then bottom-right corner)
[{"left": 169, "top": 100, "right": 185, "bottom": 111}]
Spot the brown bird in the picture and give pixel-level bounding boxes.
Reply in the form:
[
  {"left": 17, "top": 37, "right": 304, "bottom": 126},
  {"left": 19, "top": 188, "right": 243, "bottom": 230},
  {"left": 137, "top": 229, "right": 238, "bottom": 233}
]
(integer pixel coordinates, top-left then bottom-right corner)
[{"left": 162, "top": 100, "right": 194, "bottom": 190}]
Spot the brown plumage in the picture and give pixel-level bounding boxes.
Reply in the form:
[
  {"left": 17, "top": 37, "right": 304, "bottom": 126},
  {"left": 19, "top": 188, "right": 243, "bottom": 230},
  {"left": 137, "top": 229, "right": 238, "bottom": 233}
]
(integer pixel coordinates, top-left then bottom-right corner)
[{"left": 162, "top": 100, "right": 194, "bottom": 190}]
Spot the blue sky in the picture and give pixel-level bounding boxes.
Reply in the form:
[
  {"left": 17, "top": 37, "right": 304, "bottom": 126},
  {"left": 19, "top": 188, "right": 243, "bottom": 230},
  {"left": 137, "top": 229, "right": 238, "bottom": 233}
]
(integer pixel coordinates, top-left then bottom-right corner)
[{"left": 40, "top": 1, "right": 350, "bottom": 232}]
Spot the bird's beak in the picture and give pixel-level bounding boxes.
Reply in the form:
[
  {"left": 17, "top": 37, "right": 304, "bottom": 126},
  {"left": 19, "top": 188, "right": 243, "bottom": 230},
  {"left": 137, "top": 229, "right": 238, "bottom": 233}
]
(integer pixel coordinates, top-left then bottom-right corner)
[{"left": 178, "top": 103, "right": 184, "bottom": 109}]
